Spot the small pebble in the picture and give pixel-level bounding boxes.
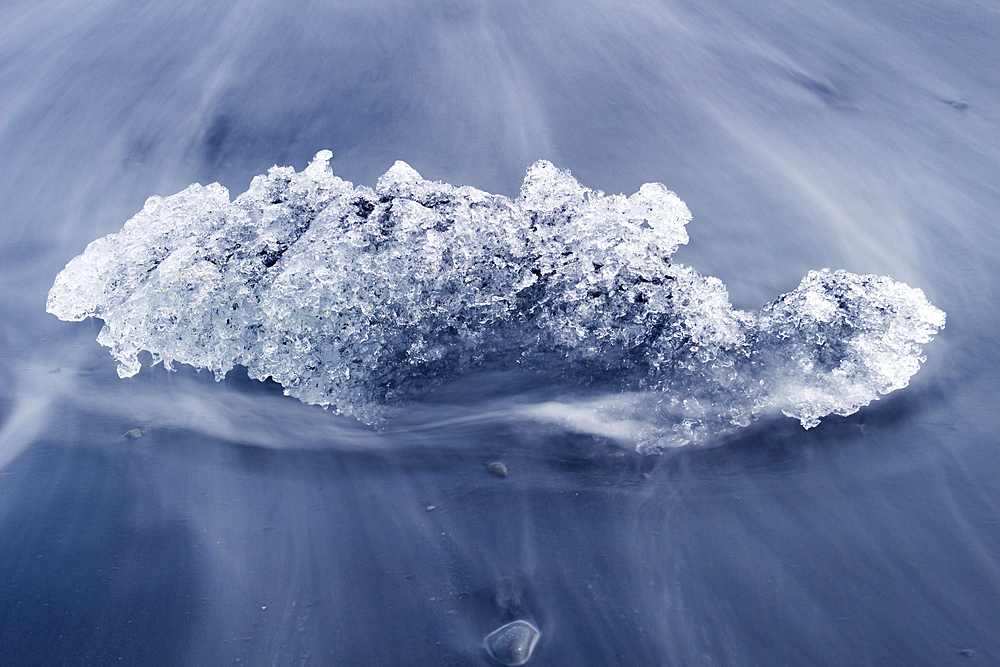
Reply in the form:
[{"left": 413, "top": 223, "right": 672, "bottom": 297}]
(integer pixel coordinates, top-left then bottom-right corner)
[
  {"left": 483, "top": 620, "right": 540, "bottom": 665},
  {"left": 124, "top": 428, "right": 143, "bottom": 438},
  {"left": 488, "top": 462, "right": 508, "bottom": 478}
]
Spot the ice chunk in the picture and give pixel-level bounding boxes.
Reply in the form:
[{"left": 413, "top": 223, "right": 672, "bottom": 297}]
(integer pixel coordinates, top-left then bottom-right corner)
[
  {"left": 483, "top": 620, "right": 541, "bottom": 665},
  {"left": 47, "top": 153, "right": 945, "bottom": 448},
  {"left": 754, "top": 269, "right": 947, "bottom": 428}
]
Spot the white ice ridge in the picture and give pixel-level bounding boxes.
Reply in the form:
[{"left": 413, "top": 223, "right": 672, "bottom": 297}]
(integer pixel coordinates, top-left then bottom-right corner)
[{"left": 48, "top": 151, "right": 945, "bottom": 449}]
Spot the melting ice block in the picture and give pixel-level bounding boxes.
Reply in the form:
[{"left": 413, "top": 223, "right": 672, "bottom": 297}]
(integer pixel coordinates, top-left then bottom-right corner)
[
  {"left": 483, "top": 620, "right": 541, "bottom": 665},
  {"left": 47, "top": 151, "right": 945, "bottom": 449}
]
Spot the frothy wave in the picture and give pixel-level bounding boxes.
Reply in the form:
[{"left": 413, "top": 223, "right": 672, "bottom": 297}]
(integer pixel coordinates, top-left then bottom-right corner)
[{"left": 47, "top": 152, "right": 945, "bottom": 450}]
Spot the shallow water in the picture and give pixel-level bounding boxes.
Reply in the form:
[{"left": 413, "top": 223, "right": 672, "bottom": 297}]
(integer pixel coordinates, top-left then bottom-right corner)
[{"left": 2, "top": 0, "right": 999, "bottom": 664}]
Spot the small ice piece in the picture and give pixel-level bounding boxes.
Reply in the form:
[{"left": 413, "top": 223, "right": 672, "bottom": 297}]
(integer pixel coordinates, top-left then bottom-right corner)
[
  {"left": 124, "top": 428, "right": 143, "bottom": 438},
  {"left": 483, "top": 620, "right": 540, "bottom": 666}
]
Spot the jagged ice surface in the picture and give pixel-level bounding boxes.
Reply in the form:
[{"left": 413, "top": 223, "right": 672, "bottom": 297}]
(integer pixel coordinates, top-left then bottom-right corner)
[{"left": 47, "top": 151, "right": 946, "bottom": 450}]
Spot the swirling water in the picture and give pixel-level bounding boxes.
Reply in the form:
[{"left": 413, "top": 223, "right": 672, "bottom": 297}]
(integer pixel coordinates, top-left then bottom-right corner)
[{"left": 1, "top": 0, "right": 999, "bottom": 665}]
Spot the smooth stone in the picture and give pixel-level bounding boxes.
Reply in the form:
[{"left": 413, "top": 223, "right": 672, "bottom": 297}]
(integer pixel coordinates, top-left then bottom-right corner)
[
  {"left": 487, "top": 462, "right": 508, "bottom": 478},
  {"left": 483, "top": 620, "right": 540, "bottom": 666}
]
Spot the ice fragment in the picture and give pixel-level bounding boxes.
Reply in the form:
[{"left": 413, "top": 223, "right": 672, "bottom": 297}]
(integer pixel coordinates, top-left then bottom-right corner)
[
  {"left": 47, "top": 152, "right": 946, "bottom": 449},
  {"left": 483, "top": 620, "right": 540, "bottom": 666}
]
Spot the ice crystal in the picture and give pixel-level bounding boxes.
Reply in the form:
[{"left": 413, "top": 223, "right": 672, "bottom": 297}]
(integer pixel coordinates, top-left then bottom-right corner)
[{"left": 48, "top": 151, "right": 946, "bottom": 448}]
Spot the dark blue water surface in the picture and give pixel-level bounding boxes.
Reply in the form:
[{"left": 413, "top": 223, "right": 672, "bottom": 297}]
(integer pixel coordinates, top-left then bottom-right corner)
[{"left": 2, "top": 0, "right": 999, "bottom": 665}]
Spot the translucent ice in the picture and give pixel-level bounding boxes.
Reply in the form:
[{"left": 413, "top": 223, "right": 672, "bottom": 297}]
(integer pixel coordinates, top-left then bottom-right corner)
[
  {"left": 47, "top": 151, "right": 946, "bottom": 449},
  {"left": 483, "top": 620, "right": 541, "bottom": 666}
]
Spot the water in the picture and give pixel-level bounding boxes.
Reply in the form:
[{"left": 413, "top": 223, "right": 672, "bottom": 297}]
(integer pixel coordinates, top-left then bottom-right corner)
[{"left": 2, "top": 0, "right": 998, "bottom": 664}]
